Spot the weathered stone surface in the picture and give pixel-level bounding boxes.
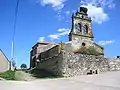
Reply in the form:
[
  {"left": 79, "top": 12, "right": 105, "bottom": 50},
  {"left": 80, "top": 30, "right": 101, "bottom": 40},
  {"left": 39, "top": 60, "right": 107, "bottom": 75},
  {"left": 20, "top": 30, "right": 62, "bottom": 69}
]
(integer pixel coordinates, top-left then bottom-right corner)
[
  {"left": 35, "top": 50, "right": 120, "bottom": 77},
  {"left": 60, "top": 51, "right": 109, "bottom": 77},
  {"left": 108, "top": 58, "right": 120, "bottom": 71},
  {"left": 36, "top": 51, "right": 63, "bottom": 76}
]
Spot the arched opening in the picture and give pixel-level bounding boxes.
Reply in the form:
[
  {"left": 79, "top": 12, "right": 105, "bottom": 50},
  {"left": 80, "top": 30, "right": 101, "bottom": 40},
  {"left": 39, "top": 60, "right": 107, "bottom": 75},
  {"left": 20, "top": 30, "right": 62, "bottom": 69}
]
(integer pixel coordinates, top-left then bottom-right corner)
[
  {"left": 83, "top": 25, "right": 88, "bottom": 34},
  {"left": 82, "top": 42, "right": 86, "bottom": 47},
  {"left": 95, "top": 70, "right": 98, "bottom": 74},
  {"left": 82, "top": 15, "right": 84, "bottom": 18},
  {"left": 78, "top": 23, "right": 82, "bottom": 32},
  {"left": 117, "top": 56, "right": 120, "bottom": 58}
]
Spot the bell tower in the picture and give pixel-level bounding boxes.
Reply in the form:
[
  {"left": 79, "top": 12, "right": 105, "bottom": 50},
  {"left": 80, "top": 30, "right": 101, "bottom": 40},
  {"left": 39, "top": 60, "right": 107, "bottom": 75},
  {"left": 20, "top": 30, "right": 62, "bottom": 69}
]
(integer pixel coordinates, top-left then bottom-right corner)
[{"left": 69, "top": 7, "right": 94, "bottom": 42}]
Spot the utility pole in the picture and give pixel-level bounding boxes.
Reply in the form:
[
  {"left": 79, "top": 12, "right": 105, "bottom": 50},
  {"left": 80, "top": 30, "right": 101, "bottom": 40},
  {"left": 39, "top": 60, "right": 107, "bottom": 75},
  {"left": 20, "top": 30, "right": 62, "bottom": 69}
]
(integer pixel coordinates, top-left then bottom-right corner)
[{"left": 10, "top": 0, "right": 19, "bottom": 70}]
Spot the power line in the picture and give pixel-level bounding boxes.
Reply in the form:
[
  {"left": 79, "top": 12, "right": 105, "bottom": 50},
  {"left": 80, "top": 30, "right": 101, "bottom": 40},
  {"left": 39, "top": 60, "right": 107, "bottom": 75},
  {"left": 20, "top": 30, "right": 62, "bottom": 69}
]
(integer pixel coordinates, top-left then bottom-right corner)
[{"left": 10, "top": 0, "right": 19, "bottom": 69}]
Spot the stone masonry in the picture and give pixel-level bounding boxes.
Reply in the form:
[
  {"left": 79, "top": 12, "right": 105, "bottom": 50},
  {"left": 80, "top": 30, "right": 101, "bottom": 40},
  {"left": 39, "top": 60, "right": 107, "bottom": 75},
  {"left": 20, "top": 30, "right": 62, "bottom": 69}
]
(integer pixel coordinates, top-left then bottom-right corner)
[
  {"left": 34, "top": 48, "right": 120, "bottom": 77},
  {"left": 35, "top": 49, "right": 111, "bottom": 77},
  {"left": 30, "top": 7, "right": 120, "bottom": 77}
]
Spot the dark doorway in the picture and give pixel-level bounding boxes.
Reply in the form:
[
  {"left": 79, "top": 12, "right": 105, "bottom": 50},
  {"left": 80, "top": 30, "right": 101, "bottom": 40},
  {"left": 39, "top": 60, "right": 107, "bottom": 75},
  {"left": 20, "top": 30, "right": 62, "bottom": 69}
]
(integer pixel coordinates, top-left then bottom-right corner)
[
  {"left": 87, "top": 70, "right": 92, "bottom": 75},
  {"left": 82, "top": 42, "right": 86, "bottom": 47},
  {"left": 95, "top": 70, "right": 98, "bottom": 74}
]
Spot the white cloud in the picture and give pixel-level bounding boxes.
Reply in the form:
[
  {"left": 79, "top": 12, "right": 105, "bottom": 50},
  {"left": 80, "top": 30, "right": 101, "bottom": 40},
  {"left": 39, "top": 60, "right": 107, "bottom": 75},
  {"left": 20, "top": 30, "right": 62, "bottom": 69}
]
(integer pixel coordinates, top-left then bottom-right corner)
[
  {"left": 80, "top": 0, "right": 115, "bottom": 24},
  {"left": 48, "top": 34, "right": 59, "bottom": 40},
  {"left": 39, "top": 0, "right": 67, "bottom": 21},
  {"left": 98, "top": 40, "right": 115, "bottom": 45},
  {"left": 57, "top": 10, "right": 64, "bottom": 21},
  {"left": 38, "top": 37, "right": 45, "bottom": 42},
  {"left": 58, "top": 28, "right": 68, "bottom": 32},
  {"left": 80, "top": 0, "right": 115, "bottom": 9},
  {"left": 65, "top": 11, "right": 70, "bottom": 15},
  {"left": 57, "top": 10, "right": 71, "bottom": 21},
  {"left": 48, "top": 28, "right": 70, "bottom": 40},
  {"left": 81, "top": 4, "right": 108, "bottom": 24},
  {"left": 40, "top": 0, "right": 66, "bottom": 10}
]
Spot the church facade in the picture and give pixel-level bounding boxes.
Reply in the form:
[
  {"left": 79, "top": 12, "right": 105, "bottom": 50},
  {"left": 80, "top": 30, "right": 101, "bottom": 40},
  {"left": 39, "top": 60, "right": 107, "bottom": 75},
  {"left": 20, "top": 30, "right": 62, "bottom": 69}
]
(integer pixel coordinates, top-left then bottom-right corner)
[{"left": 30, "top": 7, "right": 120, "bottom": 77}]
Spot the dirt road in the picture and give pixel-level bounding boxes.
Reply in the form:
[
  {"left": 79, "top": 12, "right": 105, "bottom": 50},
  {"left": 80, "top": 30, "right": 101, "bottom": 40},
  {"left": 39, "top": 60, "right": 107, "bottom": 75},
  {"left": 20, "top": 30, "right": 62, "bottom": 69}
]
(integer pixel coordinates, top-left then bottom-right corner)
[{"left": 0, "top": 71, "right": 120, "bottom": 90}]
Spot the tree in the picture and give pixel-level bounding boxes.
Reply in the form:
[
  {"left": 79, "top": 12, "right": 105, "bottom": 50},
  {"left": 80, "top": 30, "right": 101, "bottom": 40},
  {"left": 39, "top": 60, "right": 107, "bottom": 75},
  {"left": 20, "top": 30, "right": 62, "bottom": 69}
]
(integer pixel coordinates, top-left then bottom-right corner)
[{"left": 20, "top": 63, "right": 27, "bottom": 70}]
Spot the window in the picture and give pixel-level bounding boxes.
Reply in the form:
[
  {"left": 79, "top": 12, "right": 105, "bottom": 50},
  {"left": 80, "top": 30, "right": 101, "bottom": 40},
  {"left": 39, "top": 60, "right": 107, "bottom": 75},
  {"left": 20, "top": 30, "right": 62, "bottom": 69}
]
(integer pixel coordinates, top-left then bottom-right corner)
[
  {"left": 82, "top": 42, "right": 86, "bottom": 46},
  {"left": 78, "top": 23, "right": 82, "bottom": 32},
  {"left": 82, "top": 15, "right": 83, "bottom": 18},
  {"left": 83, "top": 25, "right": 88, "bottom": 34},
  {"left": 32, "top": 58, "right": 36, "bottom": 68}
]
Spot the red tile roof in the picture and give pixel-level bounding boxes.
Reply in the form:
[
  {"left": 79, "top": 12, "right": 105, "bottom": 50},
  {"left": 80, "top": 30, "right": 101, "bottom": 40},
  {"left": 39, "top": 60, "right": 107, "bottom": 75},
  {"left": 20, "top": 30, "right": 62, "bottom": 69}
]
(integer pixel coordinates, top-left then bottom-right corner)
[{"left": 38, "top": 42, "right": 51, "bottom": 45}]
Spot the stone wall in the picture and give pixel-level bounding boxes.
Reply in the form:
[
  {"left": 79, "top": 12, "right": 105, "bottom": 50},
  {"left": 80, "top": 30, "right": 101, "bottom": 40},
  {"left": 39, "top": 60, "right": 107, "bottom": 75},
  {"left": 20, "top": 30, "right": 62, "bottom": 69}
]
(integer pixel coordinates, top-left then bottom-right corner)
[
  {"left": 40, "top": 45, "right": 60, "bottom": 61},
  {"left": 36, "top": 45, "right": 63, "bottom": 76},
  {"left": 38, "top": 43, "right": 58, "bottom": 53},
  {"left": 36, "top": 50, "right": 112, "bottom": 77},
  {"left": 60, "top": 51, "right": 109, "bottom": 77},
  {"left": 108, "top": 58, "right": 120, "bottom": 71},
  {"left": 36, "top": 52, "right": 63, "bottom": 76}
]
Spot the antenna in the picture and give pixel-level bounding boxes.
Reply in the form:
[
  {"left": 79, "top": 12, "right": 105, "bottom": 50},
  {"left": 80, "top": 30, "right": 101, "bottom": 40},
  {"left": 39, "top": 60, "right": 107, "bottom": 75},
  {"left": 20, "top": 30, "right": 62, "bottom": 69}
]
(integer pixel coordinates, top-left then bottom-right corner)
[{"left": 10, "top": 0, "right": 19, "bottom": 70}]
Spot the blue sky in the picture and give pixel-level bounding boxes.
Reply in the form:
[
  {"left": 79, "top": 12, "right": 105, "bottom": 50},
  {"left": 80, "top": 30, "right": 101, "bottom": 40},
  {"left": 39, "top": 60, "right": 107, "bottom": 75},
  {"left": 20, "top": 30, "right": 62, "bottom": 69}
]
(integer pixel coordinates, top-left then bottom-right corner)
[{"left": 0, "top": 0, "right": 120, "bottom": 68}]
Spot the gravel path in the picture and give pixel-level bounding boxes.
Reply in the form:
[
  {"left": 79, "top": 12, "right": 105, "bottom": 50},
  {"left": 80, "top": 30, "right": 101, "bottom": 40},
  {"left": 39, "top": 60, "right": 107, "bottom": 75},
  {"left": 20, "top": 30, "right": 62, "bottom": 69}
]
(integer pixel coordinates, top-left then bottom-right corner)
[{"left": 0, "top": 71, "right": 120, "bottom": 90}]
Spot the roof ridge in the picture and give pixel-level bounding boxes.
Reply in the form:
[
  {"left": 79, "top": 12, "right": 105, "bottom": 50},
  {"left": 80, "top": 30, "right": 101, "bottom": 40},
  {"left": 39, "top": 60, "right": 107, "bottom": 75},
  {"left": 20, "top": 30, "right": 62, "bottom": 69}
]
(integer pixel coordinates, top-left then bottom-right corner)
[{"left": 0, "top": 49, "right": 10, "bottom": 62}]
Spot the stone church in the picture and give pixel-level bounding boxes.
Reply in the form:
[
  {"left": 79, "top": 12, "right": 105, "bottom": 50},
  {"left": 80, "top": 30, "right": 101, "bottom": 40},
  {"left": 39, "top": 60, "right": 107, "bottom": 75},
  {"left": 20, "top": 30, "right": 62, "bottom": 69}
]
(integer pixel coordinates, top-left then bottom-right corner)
[{"left": 30, "top": 7, "right": 120, "bottom": 77}]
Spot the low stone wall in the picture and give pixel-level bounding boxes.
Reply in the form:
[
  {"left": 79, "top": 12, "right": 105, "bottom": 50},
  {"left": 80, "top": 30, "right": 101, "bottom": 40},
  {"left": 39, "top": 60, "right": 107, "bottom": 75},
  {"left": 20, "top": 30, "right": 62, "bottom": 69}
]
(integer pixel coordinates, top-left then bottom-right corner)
[
  {"left": 35, "top": 50, "right": 120, "bottom": 77},
  {"left": 60, "top": 51, "right": 110, "bottom": 77},
  {"left": 108, "top": 58, "right": 120, "bottom": 71}
]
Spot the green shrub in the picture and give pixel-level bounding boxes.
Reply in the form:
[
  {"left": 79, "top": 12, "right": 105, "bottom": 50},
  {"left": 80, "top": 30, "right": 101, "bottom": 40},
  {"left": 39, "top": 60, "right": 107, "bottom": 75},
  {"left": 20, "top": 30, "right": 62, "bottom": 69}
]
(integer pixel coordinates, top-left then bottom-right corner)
[
  {"left": 0, "top": 70, "right": 16, "bottom": 80},
  {"left": 76, "top": 46, "right": 103, "bottom": 56},
  {"left": 0, "top": 74, "right": 3, "bottom": 78},
  {"left": 0, "top": 70, "right": 35, "bottom": 81}
]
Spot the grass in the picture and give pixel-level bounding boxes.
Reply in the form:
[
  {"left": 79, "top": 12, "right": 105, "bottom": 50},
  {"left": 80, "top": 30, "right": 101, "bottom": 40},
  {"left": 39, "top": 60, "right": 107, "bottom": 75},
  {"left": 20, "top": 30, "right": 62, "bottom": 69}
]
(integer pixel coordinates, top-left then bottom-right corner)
[
  {"left": 0, "top": 70, "right": 16, "bottom": 80},
  {"left": 0, "top": 70, "right": 35, "bottom": 81},
  {"left": 0, "top": 69, "right": 63, "bottom": 80}
]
